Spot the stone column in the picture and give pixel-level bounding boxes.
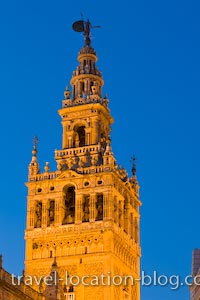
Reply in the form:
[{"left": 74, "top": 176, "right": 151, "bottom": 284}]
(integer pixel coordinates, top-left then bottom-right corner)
[
  {"left": 120, "top": 199, "right": 124, "bottom": 229},
  {"left": 68, "top": 136, "right": 73, "bottom": 148},
  {"left": 114, "top": 196, "right": 118, "bottom": 223},
  {"left": 89, "top": 194, "right": 96, "bottom": 222},
  {"left": 75, "top": 193, "right": 82, "bottom": 224},
  {"left": 77, "top": 81, "right": 81, "bottom": 97},
  {"left": 85, "top": 128, "right": 91, "bottom": 145},
  {"left": 27, "top": 199, "right": 35, "bottom": 229},
  {"left": 91, "top": 119, "right": 99, "bottom": 145},
  {"left": 42, "top": 199, "right": 48, "bottom": 228},
  {"left": 30, "top": 206, "right": 35, "bottom": 228},
  {"left": 124, "top": 204, "right": 129, "bottom": 234},
  {"left": 131, "top": 213, "right": 135, "bottom": 240},
  {"left": 62, "top": 125, "right": 68, "bottom": 149},
  {"left": 85, "top": 79, "right": 89, "bottom": 95},
  {"left": 55, "top": 198, "right": 60, "bottom": 225},
  {"left": 104, "top": 190, "right": 112, "bottom": 220},
  {"left": 135, "top": 217, "right": 140, "bottom": 244},
  {"left": 75, "top": 82, "right": 78, "bottom": 98}
]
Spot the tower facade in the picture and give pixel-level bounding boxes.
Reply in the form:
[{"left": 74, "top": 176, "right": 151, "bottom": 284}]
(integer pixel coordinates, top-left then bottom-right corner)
[
  {"left": 190, "top": 249, "right": 200, "bottom": 300},
  {"left": 25, "top": 23, "right": 141, "bottom": 300}
]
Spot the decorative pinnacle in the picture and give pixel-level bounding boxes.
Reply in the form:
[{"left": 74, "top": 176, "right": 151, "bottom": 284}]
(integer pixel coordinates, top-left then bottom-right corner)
[
  {"left": 131, "top": 155, "right": 137, "bottom": 176},
  {"left": 52, "top": 256, "right": 57, "bottom": 268},
  {"left": 33, "top": 135, "right": 39, "bottom": 149},
  {"left": 32, "top": 136, "right": 39, "bottom": 157}
]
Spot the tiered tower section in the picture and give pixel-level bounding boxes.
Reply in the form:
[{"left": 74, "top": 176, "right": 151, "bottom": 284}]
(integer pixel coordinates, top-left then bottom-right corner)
[{"left": 25, "top": 37, "right": 141, "bottom": 300}]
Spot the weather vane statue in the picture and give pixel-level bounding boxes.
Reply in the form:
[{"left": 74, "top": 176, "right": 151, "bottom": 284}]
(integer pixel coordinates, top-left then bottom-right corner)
[{"left": 72, "top": 18, "right": 100, "bottom": 46}]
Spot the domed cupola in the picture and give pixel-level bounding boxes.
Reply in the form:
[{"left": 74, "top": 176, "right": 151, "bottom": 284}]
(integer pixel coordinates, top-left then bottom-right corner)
[{"left": 70, "top": 21, "right": 104, "bottom": 101}]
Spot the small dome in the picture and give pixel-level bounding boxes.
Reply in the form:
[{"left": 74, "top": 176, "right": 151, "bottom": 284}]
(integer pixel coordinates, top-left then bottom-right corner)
[{"left": 79, "top": 45, "right": 96, "bottom": 55}]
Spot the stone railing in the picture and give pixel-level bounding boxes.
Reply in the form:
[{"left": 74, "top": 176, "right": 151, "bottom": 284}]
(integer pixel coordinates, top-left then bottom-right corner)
[
  {"left": 62, "top": 96, "right": 108, "bottom": 108},
  {"left": 64, "top": 292, "right": 75, "bottom": 300},
  {"left": 55, "top": 144, "right": 101, "bottom": 158},
  {"left": 25, "top": 220, "right": 113, "bottom": 238},
  {"left": 28, "top": 165, "right": 114, "bottom": 182},
  {"left": 29, "top": 171, "right": 61, "bottom": 182},
  {"left": 0, "top": 267, "right": 44, "bottom": 300}
]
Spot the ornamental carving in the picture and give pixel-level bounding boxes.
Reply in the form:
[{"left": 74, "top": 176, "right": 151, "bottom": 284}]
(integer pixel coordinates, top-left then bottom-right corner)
[{"left": 84, "top": 262, "right": 103, "bottom": 276}]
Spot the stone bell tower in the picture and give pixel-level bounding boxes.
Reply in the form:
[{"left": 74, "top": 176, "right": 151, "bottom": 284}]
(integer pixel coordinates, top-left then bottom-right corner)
[{"left": 25, "top": 20, "right": 141, "bottom": 300}]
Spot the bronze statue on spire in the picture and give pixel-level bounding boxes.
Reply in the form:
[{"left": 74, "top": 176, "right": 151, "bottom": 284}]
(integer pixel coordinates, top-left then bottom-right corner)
[
  {"left": 72, "top": 19, "right": 100, "bottom": 46},
  {"left": 84, "top": 20, "right": 91, "bottom": 46}
]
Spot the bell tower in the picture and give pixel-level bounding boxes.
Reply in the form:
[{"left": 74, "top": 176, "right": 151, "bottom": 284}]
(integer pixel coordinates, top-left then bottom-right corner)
[{"left": 25, "top": 20, "right": 141, "bottom": 300}]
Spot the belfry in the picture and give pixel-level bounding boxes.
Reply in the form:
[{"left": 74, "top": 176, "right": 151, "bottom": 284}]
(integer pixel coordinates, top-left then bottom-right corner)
[{"left": 25, "top": 20, "right": 141, "bottom": 300}]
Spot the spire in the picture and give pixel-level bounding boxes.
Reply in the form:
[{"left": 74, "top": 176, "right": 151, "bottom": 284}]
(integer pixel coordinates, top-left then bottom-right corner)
[
  {"left": 28, "top": 136, "right": 40, "bottom": 176},
  {"left": 70, "top": 19, "right": 103, "bottom": 101},
  {"left": 131, "top": 155, "right": 137, "bottom": 176},
  {"left": 130, "top": 155, "right": 140, "bottom": 195},
  {"left": 52, "top": 256, "right": 57, "bottom": 268},
  {"left": 44, "top": 258, "right": 65, "bottom": 300},
  {"left": 57, "top": 19, "right": 113, "bottom": 160}
]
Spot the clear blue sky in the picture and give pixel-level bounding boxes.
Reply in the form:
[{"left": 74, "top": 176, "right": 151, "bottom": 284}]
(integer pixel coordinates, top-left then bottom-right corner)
[{"left": 0, "top": 0, "right": 199, "bottom": 299}]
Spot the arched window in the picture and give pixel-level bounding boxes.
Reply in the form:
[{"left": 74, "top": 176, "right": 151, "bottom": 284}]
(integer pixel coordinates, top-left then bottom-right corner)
[
  {"left": 80, "top": 81, "right": 85, "bottom": 96},
  {"left": 35, "top": 201, "right": 42, "bottom": 228},
  {"left": 95, "top": 194, "right": 103, "bottom": 221},
  {"left": 48, "top": 200, "right": 55, "bottom": 226},
  {"left": 62, "top": 186, "right": 75, "bottom": 224},
  {"left": 73, "top": 125, "right": 86, "bottom": 147}
]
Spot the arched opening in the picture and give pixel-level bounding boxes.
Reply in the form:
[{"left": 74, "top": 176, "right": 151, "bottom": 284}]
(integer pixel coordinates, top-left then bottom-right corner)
[
  {"left": 48, "top": 200, "right": 55, "bottom": 226},
  {"left": 95, "top": 193, "right": 103, "bottom": 221},
  {"left": 73, "top": 125, "right": 86, "bottom": 147},
  {"left": 82, "top": 195, "right": 90, "bottom": 222},
  {"left": 34, "top": 201, "right": 42, "bottom": 228},
  {"left": 62, "top": 186, "right": 75, "bottom": 224},
  {"left": 80, "top": 81, "right": 85, "bottom": 97}
]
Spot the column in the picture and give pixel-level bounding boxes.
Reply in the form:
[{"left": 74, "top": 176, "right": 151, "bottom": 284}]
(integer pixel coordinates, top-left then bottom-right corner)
[
  {"left": 57, "top": 194, "right": 64, "bottom": 225},
  {"left": 114, "top": 196, "right": 118, "bottom": 223},
  {"left": 27, "top": 199, "right": 34, "bottom": 229},
  {"left": 124, "top": 204, "right": 129, "bottom": 234},
  {"left": 131, "top": 213, "right": 135, "bottom": 240},
  {"left": 104, "top": 190, "right": 112, "bottom": 220},
  {"left": 62, "top": 125, "right": 68, "bottom": 149},
  {"left": 29, "top": 206, "right": 35, "bottom": 228},
  {"left": 75, "top": 193, "right": 82, "bottom": 224},
  {"left": 89, "top": 194, "right": 96, "bottom": 222},
  {"left": 135, "top": 217, "right": 140, "bottom": 244},
  {"left": 85, "top": 128, "right": 91, "bottom": 145},
  {"left": 42, "top": 199, "right": 48, "bottom": 228},
  {"left": 55, "top": 198, "right": 59, "bottom": 225},
  {"left": 68, "top": 136, "right": 73, "bottom": 148},
  {"left": 77, "top": 81, "right": 81, "bottom": 97},
  {"left": 91, "top": 119, "right": 99, "bottom": 145},
  {"left": 120, "top": 199, "right": 124, "bottom": 229}
]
